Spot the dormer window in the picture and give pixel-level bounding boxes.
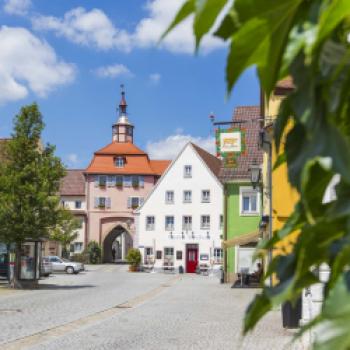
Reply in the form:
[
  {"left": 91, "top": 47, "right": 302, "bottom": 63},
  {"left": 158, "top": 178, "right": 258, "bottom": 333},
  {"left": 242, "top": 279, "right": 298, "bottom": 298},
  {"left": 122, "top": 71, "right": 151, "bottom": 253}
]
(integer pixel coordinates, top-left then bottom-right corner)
[{"left": 115, "top": 156, "right": 125, "bottom": 168}]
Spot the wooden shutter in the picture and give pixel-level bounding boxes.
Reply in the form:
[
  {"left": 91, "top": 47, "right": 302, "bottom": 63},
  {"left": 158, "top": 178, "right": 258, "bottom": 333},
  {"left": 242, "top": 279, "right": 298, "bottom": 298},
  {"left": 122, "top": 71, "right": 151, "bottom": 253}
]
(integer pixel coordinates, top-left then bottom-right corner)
[
  {"left": 139, "top": 176, "right": 144, "bottom": 187},
  {"left": 94, "top": 175, "right": 99, "bottom": 187},
  {"left": 127, "top": 197, "right": 131, "bottom": 208},
  {"left": 94, "top": 197, "right": 99, "bottom": 208},
  {"left": 106, "top": 197, "right": 111, "bottom": 208}
]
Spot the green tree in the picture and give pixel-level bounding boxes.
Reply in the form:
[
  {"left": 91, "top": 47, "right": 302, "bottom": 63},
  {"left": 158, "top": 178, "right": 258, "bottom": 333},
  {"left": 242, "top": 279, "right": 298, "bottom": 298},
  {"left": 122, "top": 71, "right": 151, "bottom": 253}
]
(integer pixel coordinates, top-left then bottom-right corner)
[
  {"left": 166, "top": 1, "right": 350, "bottom": 348},
  {"left": 0, "top": 103, "right": 66, "bottom": 287},
  {"left": 50, "top": 210, "right": 82, "bottom": 259},
  {"left": 86, "top": 241, "right": 101, "bottom": 264}
]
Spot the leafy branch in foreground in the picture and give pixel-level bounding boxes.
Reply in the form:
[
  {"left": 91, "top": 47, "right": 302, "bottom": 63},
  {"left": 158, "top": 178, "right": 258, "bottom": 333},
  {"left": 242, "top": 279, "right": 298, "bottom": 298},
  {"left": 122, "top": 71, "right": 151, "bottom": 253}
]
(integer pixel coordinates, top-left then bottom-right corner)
[{"left": 164, "top": 0, "right": 350, "bottom": 348}]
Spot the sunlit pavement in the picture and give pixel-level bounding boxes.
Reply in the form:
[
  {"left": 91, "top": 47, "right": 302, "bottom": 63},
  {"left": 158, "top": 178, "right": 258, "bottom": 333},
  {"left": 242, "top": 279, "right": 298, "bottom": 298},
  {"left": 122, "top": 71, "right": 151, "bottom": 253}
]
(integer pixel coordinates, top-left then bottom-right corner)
[{"left": 0, "top": 265, "right": 301, "bottom": 350}]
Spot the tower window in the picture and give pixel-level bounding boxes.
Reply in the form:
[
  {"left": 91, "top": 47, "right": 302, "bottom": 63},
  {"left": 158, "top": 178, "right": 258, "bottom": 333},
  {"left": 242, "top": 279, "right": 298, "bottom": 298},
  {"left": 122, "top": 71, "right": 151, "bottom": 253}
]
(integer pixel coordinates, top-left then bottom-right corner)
[{"left": 115, "top": 157, "right": 125, "bottom": 167}]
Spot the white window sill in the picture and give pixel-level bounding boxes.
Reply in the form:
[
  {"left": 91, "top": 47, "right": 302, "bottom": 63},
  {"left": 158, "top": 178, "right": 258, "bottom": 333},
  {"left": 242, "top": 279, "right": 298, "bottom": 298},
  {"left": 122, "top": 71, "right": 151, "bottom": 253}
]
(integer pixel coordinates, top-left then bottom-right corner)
[{"left": 240, "top": 212, "right": 260, "bottom": 217}]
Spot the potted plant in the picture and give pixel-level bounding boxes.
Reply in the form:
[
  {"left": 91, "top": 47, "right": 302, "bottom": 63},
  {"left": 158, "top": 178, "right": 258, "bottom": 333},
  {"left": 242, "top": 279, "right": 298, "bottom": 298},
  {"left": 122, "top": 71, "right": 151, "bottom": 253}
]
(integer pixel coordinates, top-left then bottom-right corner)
[{"left": 126, "top": 248, "right": 141, "bottom": 272}]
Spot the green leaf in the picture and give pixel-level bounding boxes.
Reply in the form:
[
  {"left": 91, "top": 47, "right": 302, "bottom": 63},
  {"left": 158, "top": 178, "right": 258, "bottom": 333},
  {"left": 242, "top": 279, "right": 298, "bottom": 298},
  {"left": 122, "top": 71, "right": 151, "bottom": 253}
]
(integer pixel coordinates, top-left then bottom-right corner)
[
  {"left": 160, "top": 0, "right": 195, "bottom": 42},
  {"left": 214, "top": 7, "right": 239, "bottom": 41},
  {"left": 317, "top": 0, "right": 350, "bottom": 45},
  {"left": 226, "top": 0, "right": 302, "bottom": 95},
  {"left": 244, "top": 293, "right": 272, "bottom": 334},
  {"left": 274, "top": 98, "right": 292, "bottom": 154},
  {"left": 273, "top": 152, "right": 286, "bottom": 171},
  {"left": 193, "top": 0, "right": 228, "bottom": 50}
]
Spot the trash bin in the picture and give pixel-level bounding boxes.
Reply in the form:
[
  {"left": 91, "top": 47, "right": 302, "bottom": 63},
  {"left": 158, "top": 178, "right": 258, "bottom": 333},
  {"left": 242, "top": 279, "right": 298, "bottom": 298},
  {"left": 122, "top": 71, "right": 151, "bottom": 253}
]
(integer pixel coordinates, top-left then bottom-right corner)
[
  {"left": 179, "top": 265, "right": 184, "bottom": 274},
  {"left": 282, "top": 297, "right": 302, "bottom": 329}
]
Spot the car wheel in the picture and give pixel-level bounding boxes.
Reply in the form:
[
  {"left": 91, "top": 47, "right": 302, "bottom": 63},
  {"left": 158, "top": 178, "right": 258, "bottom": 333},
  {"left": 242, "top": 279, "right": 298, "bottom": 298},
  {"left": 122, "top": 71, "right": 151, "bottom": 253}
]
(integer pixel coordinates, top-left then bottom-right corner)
[{"left": 66, "top": 266, "right": 74, "bottom": 274}]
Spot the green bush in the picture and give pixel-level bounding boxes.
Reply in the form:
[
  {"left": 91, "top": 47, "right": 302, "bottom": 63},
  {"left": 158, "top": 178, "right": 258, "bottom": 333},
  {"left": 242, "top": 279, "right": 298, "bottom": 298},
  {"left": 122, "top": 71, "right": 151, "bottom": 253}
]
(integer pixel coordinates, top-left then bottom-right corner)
[
  {"left": 87, "top": 241, "right": 101, "bottom": 264},
  {"left": 71, "top": 252, "right": 89, "bottom": 264},
  {"left": 126, "top": 248, "right": 141, "bottom": 267}
]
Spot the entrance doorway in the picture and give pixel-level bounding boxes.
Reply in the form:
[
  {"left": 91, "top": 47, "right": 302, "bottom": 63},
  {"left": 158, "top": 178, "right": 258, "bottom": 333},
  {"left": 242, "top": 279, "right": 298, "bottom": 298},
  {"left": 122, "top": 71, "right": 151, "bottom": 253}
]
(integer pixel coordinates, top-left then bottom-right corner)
[
  {"left": 186, "top": 244, "right": 198, "bottom": 273},
  {"left": 103, "top": 226, "right": 133, "bottom": 263}
]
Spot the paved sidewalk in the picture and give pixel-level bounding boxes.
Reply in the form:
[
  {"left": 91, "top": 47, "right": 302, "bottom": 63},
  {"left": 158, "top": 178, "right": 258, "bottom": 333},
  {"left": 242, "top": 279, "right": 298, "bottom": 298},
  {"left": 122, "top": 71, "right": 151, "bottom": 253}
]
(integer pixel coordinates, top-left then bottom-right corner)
[{"left": 27, "top": 275, "right": 302, "bottom": 349}]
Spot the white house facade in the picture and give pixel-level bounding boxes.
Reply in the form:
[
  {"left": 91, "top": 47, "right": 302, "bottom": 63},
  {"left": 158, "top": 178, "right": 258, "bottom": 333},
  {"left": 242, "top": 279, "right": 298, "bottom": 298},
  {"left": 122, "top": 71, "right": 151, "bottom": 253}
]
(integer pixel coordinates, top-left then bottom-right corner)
[{"left": 135, "top": 143, "right": 223, "bottom": 273}]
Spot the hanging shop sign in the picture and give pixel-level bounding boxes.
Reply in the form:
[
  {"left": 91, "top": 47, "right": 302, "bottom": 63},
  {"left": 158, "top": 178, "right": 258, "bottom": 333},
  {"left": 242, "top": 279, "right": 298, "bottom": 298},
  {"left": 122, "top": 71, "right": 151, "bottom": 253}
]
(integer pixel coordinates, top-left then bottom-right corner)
[{"left": 216, "top": 127, "right": 246, "bottom": 168}]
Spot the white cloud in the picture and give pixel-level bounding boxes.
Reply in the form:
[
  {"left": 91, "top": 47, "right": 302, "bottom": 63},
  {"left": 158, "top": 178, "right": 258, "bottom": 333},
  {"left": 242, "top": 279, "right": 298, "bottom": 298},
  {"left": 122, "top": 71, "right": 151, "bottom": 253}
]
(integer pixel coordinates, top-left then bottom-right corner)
[
  {"left": 94, "top": 64, "right": 132, "bottom": 79},
  {"left": 0, "top": 26, "right": 76, "bottom": 105},
  {"left": 4, "top": 0, "right": 31, "bottom": 16},
  {"left": 149, "top": 73, "right": 161, "bottom": 85},
  {"left": 31, "top": 1, "right": 226, "bottom": 54},
  {"left": 134, "top": 0, "right": 225, "bottom": 54},
  {"left": 32, "top": 7, "right": 132, "bottom": 51},
  {"left": 146, "top": 132, "right": 215, "bottom": 160},
  {"left": 66, "top": 153, "right": 79, "bottom": 167}
]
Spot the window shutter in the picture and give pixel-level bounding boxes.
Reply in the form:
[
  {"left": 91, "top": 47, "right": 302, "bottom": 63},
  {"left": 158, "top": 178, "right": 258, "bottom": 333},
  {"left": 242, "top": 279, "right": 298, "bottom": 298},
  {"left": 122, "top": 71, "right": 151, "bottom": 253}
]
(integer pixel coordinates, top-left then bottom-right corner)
[
  {"left": 94, "top": 176, "right": 99, "bottom": 187},
  {"left": 94, "top": 197, "right": 99, "bottom": 208},
  {"left": 127, "top": 197, "right": 131, "bottom": 208},
  {"left": 106, "top": 197, "right": 111, "bottom": 208},
  {"left": 139, "top": 176, "right": 144, "bottom": 187},
  {"left": 140, "top": 197, "right": 144, "bottom": 206}
]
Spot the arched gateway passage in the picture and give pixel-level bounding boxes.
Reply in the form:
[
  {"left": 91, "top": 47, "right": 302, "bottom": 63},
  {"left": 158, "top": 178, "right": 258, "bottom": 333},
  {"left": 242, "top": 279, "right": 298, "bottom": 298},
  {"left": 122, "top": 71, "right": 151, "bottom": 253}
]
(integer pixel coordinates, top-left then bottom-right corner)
[{"left": 103, "top": 226, "right": 133, "bottom": 263}]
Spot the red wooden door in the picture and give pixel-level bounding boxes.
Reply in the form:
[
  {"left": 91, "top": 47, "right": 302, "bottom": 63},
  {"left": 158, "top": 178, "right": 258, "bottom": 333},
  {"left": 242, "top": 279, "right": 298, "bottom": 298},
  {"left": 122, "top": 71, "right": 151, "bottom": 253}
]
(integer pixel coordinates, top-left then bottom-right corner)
[{"left": 186, "top": 248, "right": 198, "bottom": 273}]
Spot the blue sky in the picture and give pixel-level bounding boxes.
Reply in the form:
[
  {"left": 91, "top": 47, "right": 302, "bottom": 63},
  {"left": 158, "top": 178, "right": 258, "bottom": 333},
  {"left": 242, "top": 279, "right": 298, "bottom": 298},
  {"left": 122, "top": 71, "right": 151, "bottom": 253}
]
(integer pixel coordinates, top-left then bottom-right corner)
[{"left": 0, "top": 0, "right": 259, "bottom": 167}]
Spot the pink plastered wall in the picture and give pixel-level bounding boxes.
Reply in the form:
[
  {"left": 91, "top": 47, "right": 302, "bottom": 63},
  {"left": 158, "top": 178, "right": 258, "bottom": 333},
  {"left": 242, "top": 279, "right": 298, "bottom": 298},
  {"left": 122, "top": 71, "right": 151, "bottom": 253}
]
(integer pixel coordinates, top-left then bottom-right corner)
[{"left": 86, "top": 175, "right": 157, "bottom": 243}]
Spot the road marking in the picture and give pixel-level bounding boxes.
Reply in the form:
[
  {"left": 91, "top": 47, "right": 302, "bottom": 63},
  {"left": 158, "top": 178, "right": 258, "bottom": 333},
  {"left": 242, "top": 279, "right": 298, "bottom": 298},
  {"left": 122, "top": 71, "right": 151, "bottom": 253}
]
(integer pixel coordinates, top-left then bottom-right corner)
[{"left": 0, "top": 275, "right": 180, "bottom": 350}]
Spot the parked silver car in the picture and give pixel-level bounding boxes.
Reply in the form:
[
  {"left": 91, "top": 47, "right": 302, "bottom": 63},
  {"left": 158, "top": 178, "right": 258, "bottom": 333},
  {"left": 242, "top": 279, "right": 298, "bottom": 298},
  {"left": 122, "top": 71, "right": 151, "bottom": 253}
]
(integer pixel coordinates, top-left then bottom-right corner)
[
  {"left": 40, "top": 257, "right": 53, "bottom": 277},
  {"left": 47, "top": 256, "right": 84, "bottom": 274}
]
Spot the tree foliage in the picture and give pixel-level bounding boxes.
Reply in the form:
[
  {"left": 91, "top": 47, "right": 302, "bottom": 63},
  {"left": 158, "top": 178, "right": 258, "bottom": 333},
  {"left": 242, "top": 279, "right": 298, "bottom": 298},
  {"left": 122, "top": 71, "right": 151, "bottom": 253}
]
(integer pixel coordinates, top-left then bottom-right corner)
[
  {"left": 50, "top": 210, "right": 82, "bottom": 259},
  {"left": 86, "top": 241, "right": 101, "bottom": 264},
  {"left": 0, "top": 104, "right": 66, "bottom": 245},
  {"left": 166, "top": 1, "right": 350, "bottom": 348}
]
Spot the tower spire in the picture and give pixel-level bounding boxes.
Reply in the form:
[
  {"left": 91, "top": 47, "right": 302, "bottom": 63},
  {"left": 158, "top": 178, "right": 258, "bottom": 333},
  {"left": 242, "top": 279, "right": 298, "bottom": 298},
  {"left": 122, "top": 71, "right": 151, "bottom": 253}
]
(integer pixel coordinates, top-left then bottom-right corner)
[
  {"left": 119, "top": 84, "right": 127, "bottom": 116},
  {"left": 112, "top": 84, "right": 134, "bottom": 143}
]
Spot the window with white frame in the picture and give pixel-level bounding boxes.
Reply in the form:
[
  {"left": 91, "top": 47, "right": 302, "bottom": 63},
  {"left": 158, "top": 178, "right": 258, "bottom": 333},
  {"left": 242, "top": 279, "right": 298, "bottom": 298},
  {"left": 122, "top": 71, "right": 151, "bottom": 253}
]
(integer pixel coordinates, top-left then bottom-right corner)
[
  {"left": 164, "top": 247, "right": 174, "bottom": 266},
  {"left": 183, "top": 190, "right": 192, "bottom": 203},
  {"left": 184, "top": 165, "right": 192, "bottom": 178},
  {"left": 127, "top": 197, "right": 144, "bottom": 209},
  {"left": 240, "top": 187, "right": 259, "bottom": 215},
  {"left": 220, "top": 215, "right": 224, "bottom": 229},
  {"left": 146, "top": 216, "right": 155, "bottom": 230},
  {"left": 214, "top": 248, "right": 223, "bottom": 264},
  {"left": 99, "top": 175, "right": 107, "bottom": 187},
  {"left": 144, "top": 247, "right": 154, "bottom": 264},
  {"left": 182, "top": 216, "right": 192, "bottom": 230},
  {"left": 165, "top": 216, "right": 174, "bottom": 231},
  {"left": 75, "top": 200, "right": 82, "bottom": 209},
  {"left": 115, "top": 156, "right": 125, "bottom": 167},
  {"left": 201, "top": 215, "right": 210, "bottom": 229},
  {"left": 165, "top": 191, "right": 174, "bottom": 204},
  {"left": 74, "top": 242, "right": 83, "bottom": 252},
  {"left": 201, "top": 190, "right": 210, "bottom": 202}
]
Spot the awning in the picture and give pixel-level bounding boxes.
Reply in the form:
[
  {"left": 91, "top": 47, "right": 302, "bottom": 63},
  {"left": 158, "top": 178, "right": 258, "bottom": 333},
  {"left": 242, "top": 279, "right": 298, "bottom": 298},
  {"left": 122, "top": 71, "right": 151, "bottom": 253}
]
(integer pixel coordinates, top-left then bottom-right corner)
[{"left": 222, "top": 230, "right": 260, "bottom": 248}]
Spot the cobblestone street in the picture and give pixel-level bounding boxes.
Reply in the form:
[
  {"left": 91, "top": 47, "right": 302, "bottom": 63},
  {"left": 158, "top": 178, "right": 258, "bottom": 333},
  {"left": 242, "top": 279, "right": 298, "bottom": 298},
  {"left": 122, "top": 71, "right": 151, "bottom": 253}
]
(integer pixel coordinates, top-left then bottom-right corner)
[{"left": 0, "top": 266, "right": 303, "bottom": 350}]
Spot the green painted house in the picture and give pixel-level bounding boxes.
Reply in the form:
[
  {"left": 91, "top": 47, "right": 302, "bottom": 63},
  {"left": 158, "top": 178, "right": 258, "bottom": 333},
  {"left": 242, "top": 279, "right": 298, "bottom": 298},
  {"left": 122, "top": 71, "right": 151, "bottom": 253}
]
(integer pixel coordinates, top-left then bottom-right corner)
[{"left": 218, "top": 106, "right": 263, "bottom": 283}]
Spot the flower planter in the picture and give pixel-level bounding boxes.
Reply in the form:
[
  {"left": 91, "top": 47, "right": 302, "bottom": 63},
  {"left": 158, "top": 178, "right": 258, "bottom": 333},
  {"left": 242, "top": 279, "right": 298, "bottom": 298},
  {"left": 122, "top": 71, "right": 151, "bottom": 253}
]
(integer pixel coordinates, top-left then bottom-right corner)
[{"left": 129, "top": 265, "right": 138, "bottom": 272}]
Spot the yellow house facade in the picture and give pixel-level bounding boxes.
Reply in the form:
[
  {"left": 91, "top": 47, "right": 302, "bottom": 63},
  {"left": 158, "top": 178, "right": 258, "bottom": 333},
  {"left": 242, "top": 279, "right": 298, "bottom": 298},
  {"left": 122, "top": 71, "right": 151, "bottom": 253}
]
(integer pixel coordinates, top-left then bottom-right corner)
[{"left": 261, "top": 79, "right": 299, "bottom": 255}]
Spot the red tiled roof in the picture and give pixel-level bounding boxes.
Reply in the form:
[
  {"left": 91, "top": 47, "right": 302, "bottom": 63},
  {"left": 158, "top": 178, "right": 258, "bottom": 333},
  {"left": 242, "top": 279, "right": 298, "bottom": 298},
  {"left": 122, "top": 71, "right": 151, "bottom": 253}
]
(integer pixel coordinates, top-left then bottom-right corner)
[
  {"left": 60, "top": 169, "right": 85, "bottom": 196},
  {"left": 219, "top": 106, "right": 263, "bottom": 182},
  {"left": 191, "top": 143, "right": 221, "bottom": 179},
  {"left": 150, "top": 160, "right": 171, "bottom": 175},
  {"left": 95, "top": 142, "right": 146, "bottom": 155},
  {"left": 85, "top": 142, "right": 170, "bottom": 176}
]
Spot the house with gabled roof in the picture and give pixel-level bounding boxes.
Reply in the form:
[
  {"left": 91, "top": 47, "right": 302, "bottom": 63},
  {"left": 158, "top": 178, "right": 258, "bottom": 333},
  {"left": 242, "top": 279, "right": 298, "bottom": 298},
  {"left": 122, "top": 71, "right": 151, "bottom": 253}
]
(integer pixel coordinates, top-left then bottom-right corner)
[
  {"left": 135, "top": 142, "right": 223, "bottom": 273},
  {"left": 219, "top": 106, "right": 263, "bottom": 283}
]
